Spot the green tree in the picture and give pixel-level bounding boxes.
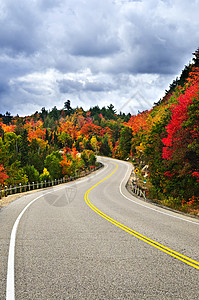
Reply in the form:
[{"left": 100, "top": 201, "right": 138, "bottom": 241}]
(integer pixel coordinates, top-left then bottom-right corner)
[
  {"left": 3, "top": 132, "right": 20, "bottom": 165},
  {"left": 58, "top": 132, "right": 72, "bottom": 148},
  {"left": 49, "top": 106, "right": 59, "bottom": 121},
  {"left": 81, "top": 150, "right": 96, "bottom": 167},
  {"left": 88, "top": 151, "right": 96, "bottom": 166},
  {"left": 40, "top": 107, "right": 48, "bottom": 122},
  {"left": 0, "top": 137, "right": 8, "bottom": 166},
  {"left": 64, "top": 100, "right": 72, "bottom": 111},
  {"left": 99, "top": 135, "right": 111, "bottom": 156},
  {"left": 45, "top": 151, "right": 63, "bottom": 179},
  {"left": 20, "top": 129, "right": 29, "bottom": 166},
  {"left": 7, "top": 161, "right": 28, "bottom": 185},
  {"left": 119, "top": 126, "right": 133, "bottom": 159},
  {"left": 23, "top": 165, "right": 40, "bottom": 183}
]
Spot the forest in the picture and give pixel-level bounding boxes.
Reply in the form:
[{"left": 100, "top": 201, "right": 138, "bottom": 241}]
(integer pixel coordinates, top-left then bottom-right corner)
[{"left": 0, "top": 49, "right": 199, "bottom": 213}]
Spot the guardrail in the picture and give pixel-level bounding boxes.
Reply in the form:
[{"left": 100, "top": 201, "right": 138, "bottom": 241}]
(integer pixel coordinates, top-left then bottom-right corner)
[
  {"left": 131, "top": 182, "right": 146, "bottom": 199},
  {"left": 0, "top": 164, "right": 102, "bottom": 200}
]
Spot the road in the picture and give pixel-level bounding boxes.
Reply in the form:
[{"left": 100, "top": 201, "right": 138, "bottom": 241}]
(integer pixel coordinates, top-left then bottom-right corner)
[{"left": 0, "top": 157, "right": 199, "bottom": 299}]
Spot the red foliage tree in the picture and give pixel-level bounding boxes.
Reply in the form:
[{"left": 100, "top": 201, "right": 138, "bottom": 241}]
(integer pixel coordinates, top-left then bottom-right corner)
[
  {"left": 0, "top": 165, "right": 9, "bottom": 185},
  {"left": 162, "top": 81, "right": 199, "bottom": 160}
]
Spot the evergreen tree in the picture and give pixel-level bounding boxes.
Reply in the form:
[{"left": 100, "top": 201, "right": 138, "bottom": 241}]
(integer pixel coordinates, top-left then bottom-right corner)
[
  {"left": 119, "top": 126, "right": 133, "bottom": 159},
  {"left": 64, "top": 100, "right": 72, "bottom": 110},
  {"left": 40, "top": 107, "right": 48, "bottom": 122},
  {"left": 192, "top": 48, "right": 199, "bottom": 67},
  {"left": 20, "top": 129, "right": 29, "bottom": 166}
]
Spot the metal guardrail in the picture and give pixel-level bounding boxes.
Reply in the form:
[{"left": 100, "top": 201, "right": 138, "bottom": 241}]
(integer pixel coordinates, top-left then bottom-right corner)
[
  {"left": 0, "top": 164, "right": 102, "bottom": 200},
  {"left": 130, "top": 168, "right": 147, "bottom": 200},
  {"left": 132, "top": 183, "right": 146, "bottom": 199}
]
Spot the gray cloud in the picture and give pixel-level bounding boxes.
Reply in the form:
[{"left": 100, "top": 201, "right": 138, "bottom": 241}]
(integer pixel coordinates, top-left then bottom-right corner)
[
  {"left": 58, "top": 79, "right": 84, "bottom": 93},
  {"left": 0, "top": 1, "right": 43, "bottom": 56},
  {"left": 0, "top": 0, "right": 199, "bottom": 116},
  {"left": 57, "top": 78, "right": 117, "bottom": 94},
  {"left": 84, "top": 81, "right": 116, "bottom": 92}
]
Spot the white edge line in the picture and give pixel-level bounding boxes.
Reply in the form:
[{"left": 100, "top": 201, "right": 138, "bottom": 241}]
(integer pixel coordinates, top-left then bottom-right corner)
[
  {"left": 6, "top": 163, "right": 108, "bottom": 300},
  {"left": 6, "top": 194, "right": 43, "bottom": 299},
  {"left": 119, "top": 162, "right": 199, "bottom": 226}
]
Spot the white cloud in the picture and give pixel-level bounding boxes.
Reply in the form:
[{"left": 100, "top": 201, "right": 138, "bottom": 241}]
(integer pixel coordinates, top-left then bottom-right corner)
[{"left": 0, "top": 0, "right": 199, "bottom": 116}]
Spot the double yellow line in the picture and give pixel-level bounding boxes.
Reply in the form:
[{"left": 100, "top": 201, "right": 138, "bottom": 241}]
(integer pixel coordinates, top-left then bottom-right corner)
[{"left": 85, "top": 163, "right": 199, "bottom": 270}]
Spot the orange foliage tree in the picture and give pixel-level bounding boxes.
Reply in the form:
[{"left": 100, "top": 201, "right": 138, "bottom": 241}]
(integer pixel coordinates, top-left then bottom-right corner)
[{"left": 0, "top": 165, "right": 9, "bottom": 185}]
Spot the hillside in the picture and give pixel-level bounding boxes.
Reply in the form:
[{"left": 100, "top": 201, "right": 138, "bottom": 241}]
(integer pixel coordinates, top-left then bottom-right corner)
[{"left": 0, "top": 49, "right": 199, "bottom": 213}]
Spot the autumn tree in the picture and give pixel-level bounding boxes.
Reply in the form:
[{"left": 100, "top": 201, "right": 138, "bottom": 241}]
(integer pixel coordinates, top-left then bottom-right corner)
[
  {"left": 81, "top": 150, "right": 96, "bottom": 168},
  {"left": 0, "top": 164, "right": 9, "bottom": 185},
  {"left": 40, "top": 168, "right": 51, "bottom": 182},
  {"left": 90, "top": 136, "right": 98, "bottom": 153}
]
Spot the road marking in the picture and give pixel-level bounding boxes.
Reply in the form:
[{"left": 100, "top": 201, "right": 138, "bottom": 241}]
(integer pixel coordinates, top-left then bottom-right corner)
[
  {"left": 6, "top": 165, "right": 108, "bottom": 300},
  {"left": 101, "top": 157, "right": 199, "bottom": 226},
  {"left": 85, "top": 163, "right": 199, "bottom": 270},
  {"left": 118, "top": 162, "right": 199, "bottom": 226},
  {"left": 6, "top": 194, "right": 44, "bottom": 300}
]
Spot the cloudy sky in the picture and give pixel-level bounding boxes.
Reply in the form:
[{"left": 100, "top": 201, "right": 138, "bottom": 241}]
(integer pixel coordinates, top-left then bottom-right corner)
[{"left": 0, "top": 0, "right": 199, "bottom": 116}]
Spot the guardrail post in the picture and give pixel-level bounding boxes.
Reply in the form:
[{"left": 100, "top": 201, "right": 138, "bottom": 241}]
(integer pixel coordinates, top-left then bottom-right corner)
[
  {"left": 19, "top": 183, "right": 22, "bottom": 193},
  {"left": 28, "top": 182, "right": 30, "bottom": 191},
  {"left": 9, "top": 185, "right": 12, "bottom": 195},
  {"left": 5, "top": 185, "right": 7, "bottom": 197},
  {"left": 55, "top": 179, "right": 57, "bottom": 185},
  {"left": 44, "top": 180, "right": 46, "bottom": 188},
  {"left": 37, "top": 181, "right": 39, "bottom": 189},
  {"left": 24, "top": 183, "right": 26, "bottom": 192}
]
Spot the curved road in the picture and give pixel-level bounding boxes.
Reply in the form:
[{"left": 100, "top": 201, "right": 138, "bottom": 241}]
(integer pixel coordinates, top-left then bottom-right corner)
[{"left": 0, "top": 157, "right": 199, "bottom": 299}]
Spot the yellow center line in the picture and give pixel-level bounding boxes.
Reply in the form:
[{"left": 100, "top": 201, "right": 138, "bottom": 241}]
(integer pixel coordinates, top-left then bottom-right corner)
[{"left": 84, "top": 162, "right": 199, "bottom": 270}]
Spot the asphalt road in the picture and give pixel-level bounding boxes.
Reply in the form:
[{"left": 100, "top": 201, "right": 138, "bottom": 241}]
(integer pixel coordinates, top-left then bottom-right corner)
[{"left": 0, "top": 157, "right": 199, "bottom": 299}]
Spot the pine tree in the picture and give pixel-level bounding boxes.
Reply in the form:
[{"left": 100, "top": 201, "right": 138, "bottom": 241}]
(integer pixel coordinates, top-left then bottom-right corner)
[
  {"left": 192, "top": 48, "right": 199, "bottom": 67},
  {"left": 20, "top": 129, "right": 29, "bottom": 166}
]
